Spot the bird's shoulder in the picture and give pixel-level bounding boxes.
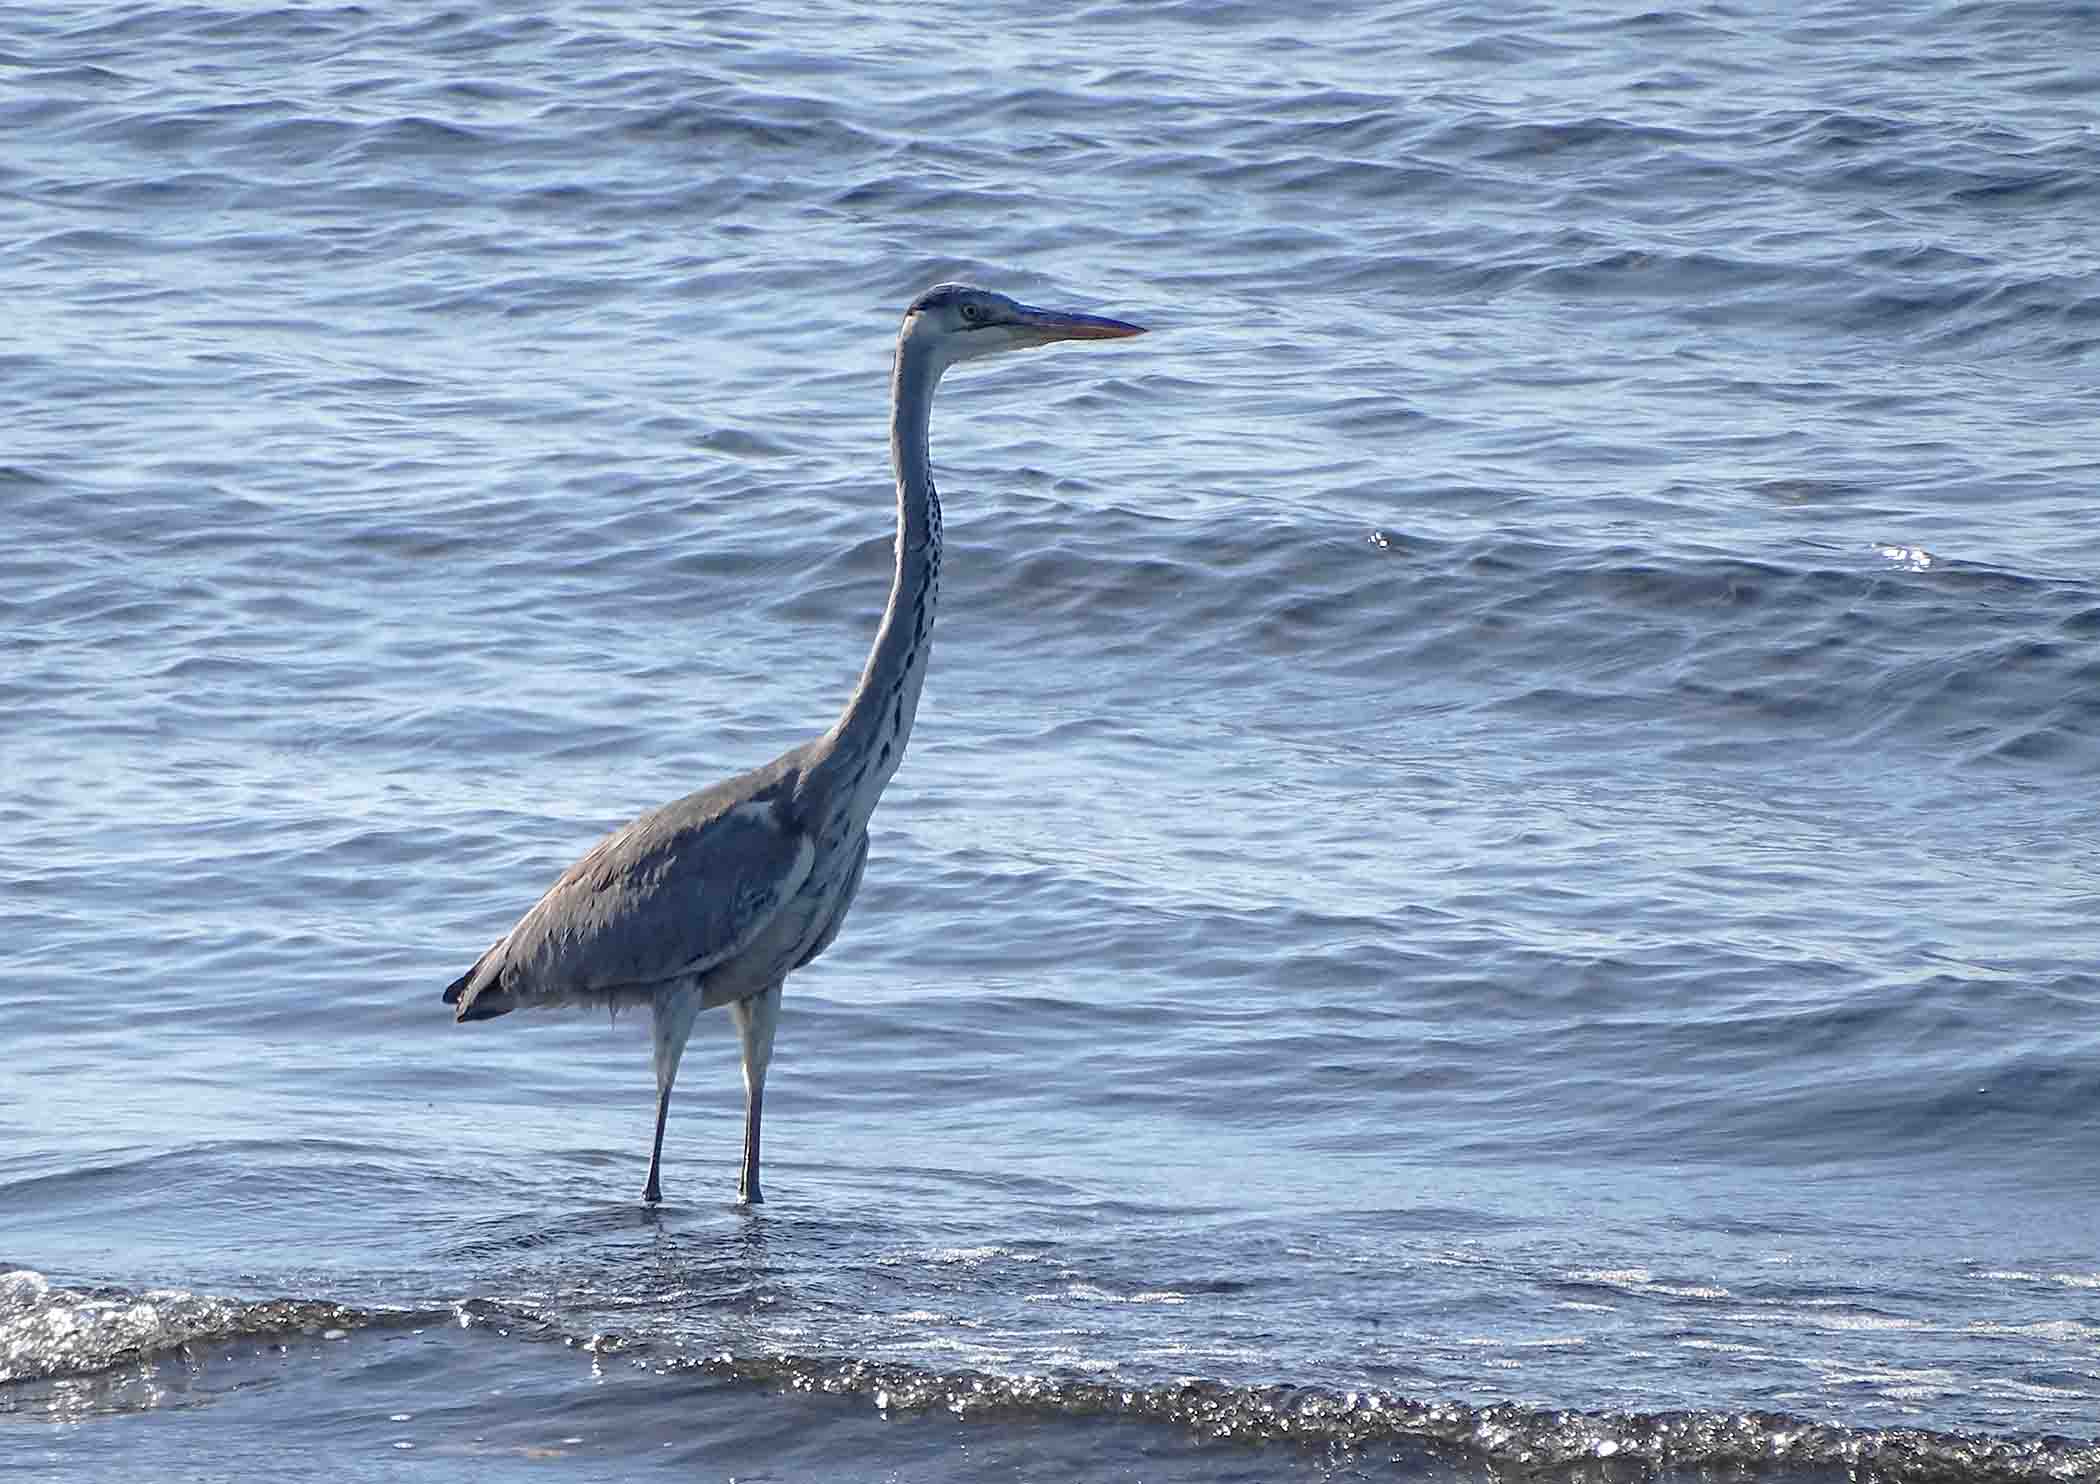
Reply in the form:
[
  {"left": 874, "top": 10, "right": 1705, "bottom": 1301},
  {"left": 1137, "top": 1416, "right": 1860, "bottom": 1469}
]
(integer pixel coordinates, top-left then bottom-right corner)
[
  {"left": 553, "top": 747, "right": 817, "bottom": 903},
  {"left": 467, "top": 748, "right": 825, "bottom": 1001}
]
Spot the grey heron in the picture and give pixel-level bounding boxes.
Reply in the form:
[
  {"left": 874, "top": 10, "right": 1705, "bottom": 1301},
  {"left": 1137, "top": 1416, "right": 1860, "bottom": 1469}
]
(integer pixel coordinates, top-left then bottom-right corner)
[{"left": 442, "top": 285, "right": 1145, "bottom": 1205}]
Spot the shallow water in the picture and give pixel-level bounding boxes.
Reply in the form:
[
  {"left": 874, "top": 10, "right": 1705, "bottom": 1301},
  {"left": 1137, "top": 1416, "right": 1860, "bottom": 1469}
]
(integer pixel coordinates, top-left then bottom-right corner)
[{"left": 5, "top": 1, "right": 2099, "bottom": 1478}]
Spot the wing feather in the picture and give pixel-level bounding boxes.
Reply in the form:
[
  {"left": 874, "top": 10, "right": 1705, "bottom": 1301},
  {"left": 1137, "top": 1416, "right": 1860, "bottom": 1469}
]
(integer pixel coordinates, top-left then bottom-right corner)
[{"left": 447, "top": 787, "right": 813, "bottom": 1017}]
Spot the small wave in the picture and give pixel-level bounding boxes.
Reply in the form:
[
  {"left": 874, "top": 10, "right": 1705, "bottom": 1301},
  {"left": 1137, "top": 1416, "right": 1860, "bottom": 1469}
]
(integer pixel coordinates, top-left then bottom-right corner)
[
  {"left": 877, "top": 1245, "right": 1050, "bottom": 1269},
  {"left": 1978, "top": 1269, "right": 2100, "bottom": 1290},
  {"left": 1023, "top": 1282, "right": 1189, "bottom": 1305},
  {"left": 0, "top": 1270, "right": 419, "bottom": 1385},
  {"left": 10, "top": 1275, "right": 2094, "bottom": 1481},
  {"left": 675, "top": 1350, "right": 2099, "bottom": 1484}
]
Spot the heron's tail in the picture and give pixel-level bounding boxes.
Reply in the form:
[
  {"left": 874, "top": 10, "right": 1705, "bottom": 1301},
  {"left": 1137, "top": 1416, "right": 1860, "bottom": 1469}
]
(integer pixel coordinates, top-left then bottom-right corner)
[{"left": 442, "top": 950, "right": 515, "bottom": 1022}]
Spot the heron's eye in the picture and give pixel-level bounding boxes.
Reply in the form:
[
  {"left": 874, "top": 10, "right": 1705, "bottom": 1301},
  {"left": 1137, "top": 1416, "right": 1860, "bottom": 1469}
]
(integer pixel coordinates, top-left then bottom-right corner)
[{"left": 961, "top": 303, "right": 983, "bottom": 324}]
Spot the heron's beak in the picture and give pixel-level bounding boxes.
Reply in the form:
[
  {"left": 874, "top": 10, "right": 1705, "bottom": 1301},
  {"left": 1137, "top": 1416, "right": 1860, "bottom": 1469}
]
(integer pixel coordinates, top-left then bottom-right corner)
[{"left": 1013, "top": 304, "right": 1147, "bottom": 343}]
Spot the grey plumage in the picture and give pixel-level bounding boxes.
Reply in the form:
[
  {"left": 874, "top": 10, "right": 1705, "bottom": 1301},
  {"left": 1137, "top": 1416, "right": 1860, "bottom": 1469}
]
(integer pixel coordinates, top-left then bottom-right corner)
[
  {"left": 444, "top": 758, "right": 814, "bottom": 1019},
  {"left": 441, "top": 284, "right": 1145, "bottom": 1205}
]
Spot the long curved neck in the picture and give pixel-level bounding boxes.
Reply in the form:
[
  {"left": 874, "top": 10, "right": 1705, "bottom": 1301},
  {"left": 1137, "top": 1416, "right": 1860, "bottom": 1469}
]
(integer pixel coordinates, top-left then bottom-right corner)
[{"left": 806, "top": 339, "right": 944, "bottom": 834}]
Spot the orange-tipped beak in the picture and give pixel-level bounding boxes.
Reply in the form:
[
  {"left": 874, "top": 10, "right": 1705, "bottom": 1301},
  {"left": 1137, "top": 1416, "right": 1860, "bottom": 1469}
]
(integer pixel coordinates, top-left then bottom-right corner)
[{"left": 1014, "top": 304, "right": 1147, "bottom": 341}]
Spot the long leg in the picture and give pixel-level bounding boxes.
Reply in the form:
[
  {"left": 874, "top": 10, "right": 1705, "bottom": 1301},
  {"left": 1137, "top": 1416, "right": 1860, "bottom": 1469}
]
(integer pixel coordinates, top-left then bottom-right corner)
[
  {"left": 729, "top": 982, "right": 783, "bottom": 1205},
  {"left": 644, "top": 985, "right": 703, "bottom": 1205}
]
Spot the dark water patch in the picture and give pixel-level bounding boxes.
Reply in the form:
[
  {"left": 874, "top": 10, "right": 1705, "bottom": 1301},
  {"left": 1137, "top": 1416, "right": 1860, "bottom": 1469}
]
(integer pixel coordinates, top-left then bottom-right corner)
[
  {"left": 1589, "top": 7, "right": 1744, "bottom": 41},
  {"left": 362, "top": 6, "right": 560, "bottom": 56},
  {"left": 1245, "top": 107, "right": 1425, "bottom": 156},
  {"left": 1762, "top": 109, "right": 1916, "bottom": 154},
  {"left": 1527, "top": 247, "right": 1801, "bottom": 299},
  {"left": 19, "top": 227, "right": 161, "bottom": 259},
  {"left": 1946, "top": 169, "right": 2092, "bottom": 207},
  {"left": 1430, "top": 31, "right": 1578, "bottom": 64},
  {"left": 617, "top": 103, "right": 873, "bottom": 158},
  {"left": 1422, "top": 114, "right": 1708, "bottom": 169}
]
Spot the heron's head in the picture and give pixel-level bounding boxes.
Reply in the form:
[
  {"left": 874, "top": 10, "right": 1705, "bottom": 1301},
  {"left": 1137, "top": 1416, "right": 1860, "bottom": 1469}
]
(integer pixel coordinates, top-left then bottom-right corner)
[{"left": 899, "top": 284, "right": 1144, "bottom": 369}]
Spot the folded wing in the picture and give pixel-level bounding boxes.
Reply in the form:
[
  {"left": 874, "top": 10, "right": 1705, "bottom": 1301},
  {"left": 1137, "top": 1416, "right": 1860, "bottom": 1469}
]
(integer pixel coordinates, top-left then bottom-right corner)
[{"left": 444, "top": 793, "right": 815, "bottom": 1019}]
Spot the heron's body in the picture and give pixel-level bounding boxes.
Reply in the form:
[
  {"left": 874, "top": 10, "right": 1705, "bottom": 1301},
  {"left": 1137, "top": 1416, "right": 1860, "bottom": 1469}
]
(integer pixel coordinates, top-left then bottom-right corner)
[{"left": 442, "top": 285, "right": 1142, "bottom": 1205}]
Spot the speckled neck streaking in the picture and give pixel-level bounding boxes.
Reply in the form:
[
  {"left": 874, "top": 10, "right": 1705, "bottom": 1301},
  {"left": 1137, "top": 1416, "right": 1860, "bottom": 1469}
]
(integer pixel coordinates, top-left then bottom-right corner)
[{"left": 804, "top": 336, "right": 944, "bottom": 838}]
